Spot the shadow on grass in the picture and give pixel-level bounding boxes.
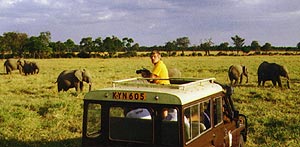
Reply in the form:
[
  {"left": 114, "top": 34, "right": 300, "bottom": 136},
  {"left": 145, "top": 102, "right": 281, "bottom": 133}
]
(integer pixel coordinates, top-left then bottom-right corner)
[{"left": 0, "top": 137, "right": 81, "bottom": 147}]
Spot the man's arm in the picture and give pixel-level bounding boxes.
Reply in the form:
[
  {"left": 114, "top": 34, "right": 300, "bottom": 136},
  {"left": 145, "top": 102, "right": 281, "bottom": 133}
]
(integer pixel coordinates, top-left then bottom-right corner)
[{"left": 149, "top": 73, "right": 159, "bottom": 83}]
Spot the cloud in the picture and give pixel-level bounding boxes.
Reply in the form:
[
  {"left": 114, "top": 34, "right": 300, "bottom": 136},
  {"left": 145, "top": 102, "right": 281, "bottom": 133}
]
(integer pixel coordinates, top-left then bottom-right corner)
[
  {"left": 0, "top": 0, "right": 300, "bottom": 46},
  {"left": 15, "top": 17, "right": 36, "bottom": 24},
  {"left": 0, "top": 0, "right": 22, "bottom": 8},
  {"left": 97, "top": 13, "right": 112, "bottom": 21},
  {"left": 33, "top": 0, "right": 49, "bottom": 5}
]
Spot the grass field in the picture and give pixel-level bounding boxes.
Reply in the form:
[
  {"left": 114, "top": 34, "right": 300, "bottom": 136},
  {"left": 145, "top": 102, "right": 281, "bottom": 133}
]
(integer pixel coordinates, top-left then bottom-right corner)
[{"left": 0, "top": 56, "right": 300, "bottom": 147}]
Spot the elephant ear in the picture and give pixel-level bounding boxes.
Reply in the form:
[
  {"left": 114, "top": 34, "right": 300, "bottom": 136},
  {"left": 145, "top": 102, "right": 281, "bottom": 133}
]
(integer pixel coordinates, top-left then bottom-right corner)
[{"left": 74, "top": 70, "right": 83, "bottom": 82}]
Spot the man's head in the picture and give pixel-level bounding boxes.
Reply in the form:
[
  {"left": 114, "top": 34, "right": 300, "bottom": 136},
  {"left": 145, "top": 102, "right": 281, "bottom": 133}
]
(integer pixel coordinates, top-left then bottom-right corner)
[{"left": 150, "top": 50, "right": 161, "bottom": 64}]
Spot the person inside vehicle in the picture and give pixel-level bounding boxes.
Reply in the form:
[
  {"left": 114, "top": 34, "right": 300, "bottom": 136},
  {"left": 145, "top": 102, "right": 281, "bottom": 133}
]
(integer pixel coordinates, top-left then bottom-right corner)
[
  {"left": 126, "top": 108, "right": 151, "bottom": 119},
  {"left": 149, "top": 50, "right": 170, "bottom": 85},
  {"left": 162, "top": 108, "right": 177, "bottom": 121}
]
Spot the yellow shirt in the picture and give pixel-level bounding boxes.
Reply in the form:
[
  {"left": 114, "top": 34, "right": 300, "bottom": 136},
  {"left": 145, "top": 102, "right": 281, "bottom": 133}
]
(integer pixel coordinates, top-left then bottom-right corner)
[{"left": 152, "top": 60, "right": 170, "bottom": 84}]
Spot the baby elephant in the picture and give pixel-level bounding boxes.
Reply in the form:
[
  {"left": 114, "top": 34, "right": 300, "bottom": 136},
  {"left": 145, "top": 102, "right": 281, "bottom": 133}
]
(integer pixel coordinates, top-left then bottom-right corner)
[
  {"left": 23, "top": 60, "right": 39, "bottom": 75},
  {"left": 228, "top": 65, "right": 248, "bottom": 86},
  {"left": 56, "top": 69, "right": 92, "bottom": 92}
]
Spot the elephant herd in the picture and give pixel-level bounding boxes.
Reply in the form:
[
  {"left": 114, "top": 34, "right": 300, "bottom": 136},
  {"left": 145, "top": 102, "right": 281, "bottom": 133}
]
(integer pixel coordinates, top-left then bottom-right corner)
[
  {"left": 228, "top": 61, "right": 290, "bottom": 88},
  {"left": 135, "top": 61, "right": 290, "bottom": 89},
  {"left": 3, "top": 58, "right": 92, "bottom": 93},
  {"left": 4, "top": 58, "right": 39, "bottom": 75},
  {"left": 3, "top": 58, "right": 289, "bottom": 93}
]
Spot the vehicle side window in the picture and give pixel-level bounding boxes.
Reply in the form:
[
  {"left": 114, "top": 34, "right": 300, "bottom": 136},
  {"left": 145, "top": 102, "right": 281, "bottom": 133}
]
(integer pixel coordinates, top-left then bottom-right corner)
[
  {"left": 213, "top": 97, "right": 223, "bottom": 126},
  {"left": 200, "top": 100, "right": 211, "bottom": 130},
  {"left": 184, "top": 108, "right": 191, "bottom": 142},
  {"left": 86, "top": 103, "right": 101, "bottom": 138},
  {"left": 184, "top": 100, "right": 211, "bottom": 143}
]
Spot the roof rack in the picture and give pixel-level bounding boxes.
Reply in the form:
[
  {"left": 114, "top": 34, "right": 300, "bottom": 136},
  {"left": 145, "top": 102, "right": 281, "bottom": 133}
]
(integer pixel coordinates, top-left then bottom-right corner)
[{"left": 112, "top": 77, "right": 216, "bottom": 90}]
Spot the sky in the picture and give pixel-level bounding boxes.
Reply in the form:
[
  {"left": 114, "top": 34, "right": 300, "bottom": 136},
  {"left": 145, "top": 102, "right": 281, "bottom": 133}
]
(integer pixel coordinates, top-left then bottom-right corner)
[{"left": 1, "top": 0, "right": 300, "bottom": 47}]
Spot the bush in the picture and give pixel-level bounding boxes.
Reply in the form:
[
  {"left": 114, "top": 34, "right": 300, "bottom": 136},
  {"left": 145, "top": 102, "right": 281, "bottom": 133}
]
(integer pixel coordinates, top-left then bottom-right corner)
[
  {"left": 169, "top": 52, "right": 176, "bottom": 56},
  {"left": 77, "top": 51, "right": 91, "bottom": 58},
  {"left": 64, "top": 53, "right": 76, "bottom": 58},
  {"left": 160, "top": 52, "right": 168, "bottom": 57},
  {"left": 117, "top": 51, "right": 137, "bottom": 58},
  {"left": 216, "top": 52, "right": 228, "bottom": 56},
  {"left": 191, "top": 52, "right": 197, "bottom": 56}
]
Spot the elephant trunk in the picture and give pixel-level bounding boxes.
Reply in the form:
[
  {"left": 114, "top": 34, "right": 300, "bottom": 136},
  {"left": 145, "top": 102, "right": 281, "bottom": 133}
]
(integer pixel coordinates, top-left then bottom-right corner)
[
  {"left": 88, "top": 82, "right": 92, "bottom": 91},
  {"left": 286, "top": 76, "right": 290, "bottom": 89},
  {"left": 285, "top": 74, "right": 290, "bottom": 89}
]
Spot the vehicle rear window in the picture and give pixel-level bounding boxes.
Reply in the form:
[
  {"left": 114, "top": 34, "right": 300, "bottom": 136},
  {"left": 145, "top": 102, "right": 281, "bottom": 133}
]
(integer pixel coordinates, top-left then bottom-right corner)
[
  {"left": 161, "top": 107, "right": 179, "bottom": 145},
  {"left": 109, "top": 107, "right": 153, "bottom": 143}
]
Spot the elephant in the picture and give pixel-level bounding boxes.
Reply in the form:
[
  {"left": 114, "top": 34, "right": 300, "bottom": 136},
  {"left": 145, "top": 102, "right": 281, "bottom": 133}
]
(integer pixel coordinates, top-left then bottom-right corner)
[
  {"left": 56, "top": 69, "right": 92, "bottom": 92},
  {"left": 4, "top": 58, "right": 24, "bottom": 74},
  {"left": 168, "top": 68, "right": 182, "bottom": 78},
  {"left": 257, "top": 61, "right": 290, "bottom": 88},
  {"left": 23, "top": 60, "right": 40, "bottom": 75},
  {"left": 228, "top": 65, "right": 249, "bottom": 86}
]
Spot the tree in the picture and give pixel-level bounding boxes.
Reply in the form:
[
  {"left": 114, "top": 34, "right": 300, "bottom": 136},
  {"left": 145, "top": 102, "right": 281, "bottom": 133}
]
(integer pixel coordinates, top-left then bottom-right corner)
[
  {"left": 64, "top": 39, "right": 76, "bottom": 52},
  {"left": 131, "top": 43, "right": 139, "bottom": 52},
  {"left": 93, "top": 37, "right": 104, "bottom": 53},
  {"left": 50, "top": 41, "right": 66, "bottom": 57},
  {"left": 23, "top": 32, "right": 52, "bottom": 58},
  {"left": 251, "top": 41, "right": 261, "bottom": 52},
  {"left": 297, "top": 42, "right": 300, "bottom": 53},
  {"left": 122, "top": 37, "right": 134, "bottom": 52},
  {"left": 103, "top": 36, "right": 123, "bottom": 57},
  {"left": 1, "top": 32, "right": 28, "bottom": 57},
  {"left": 24, "top": 36, "right": 43, "bottom": 58},
  {"left": 80, "top": 37, "right": 94, "bottom": 54},
  {"left": 0, "top": 35, "right": 5, "bottom": 58},
  {"left": 38, "top": 31, "right": 52, "bottom": 58},
  {"left": 165, "top": 41, "right": 176, "bottom": 56},
  {"left": 218, "top": 42, "right": 229, "bottom": 52},
  {"left": 176, "top": 37, "right": 190, "bottom": 55},
  {"left": 261, "top": 42, "right": 272, "bottom": 53},
  {"left": 200, "top": 38, "right": 214, "bottom": 56},
  {"left": 231, "top": 35, "right": 245, "bottom": 54}
]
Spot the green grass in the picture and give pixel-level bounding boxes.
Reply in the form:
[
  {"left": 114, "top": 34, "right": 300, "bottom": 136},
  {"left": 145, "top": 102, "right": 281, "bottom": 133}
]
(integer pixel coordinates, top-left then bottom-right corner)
[{"left": 1, "top": 56, "right": 300, "bottom": 147}]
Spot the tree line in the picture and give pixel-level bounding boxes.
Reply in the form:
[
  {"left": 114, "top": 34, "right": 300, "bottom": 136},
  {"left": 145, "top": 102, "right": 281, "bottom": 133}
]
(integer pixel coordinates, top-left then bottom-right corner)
[{"left": 1, "top": 31, "right": 300, "bottom": 59}]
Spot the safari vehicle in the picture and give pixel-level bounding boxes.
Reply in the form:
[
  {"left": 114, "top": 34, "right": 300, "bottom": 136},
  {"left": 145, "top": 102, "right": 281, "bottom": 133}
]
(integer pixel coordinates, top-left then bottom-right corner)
[{"left": 82, "top": 77, "right": 248, "bottom": 147}]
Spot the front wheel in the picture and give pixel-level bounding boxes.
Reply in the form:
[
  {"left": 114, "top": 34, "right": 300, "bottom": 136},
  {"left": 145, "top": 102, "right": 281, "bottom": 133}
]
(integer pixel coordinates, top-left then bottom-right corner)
[{"left": 239, "top": 134, "right": 245, "bottom": 147}]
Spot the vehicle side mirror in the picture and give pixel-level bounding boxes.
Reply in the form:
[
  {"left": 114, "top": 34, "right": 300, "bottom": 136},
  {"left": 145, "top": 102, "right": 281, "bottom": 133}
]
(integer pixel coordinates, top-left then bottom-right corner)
[
  {"left": 234, "top": 110, "right": 239, "bottom": 119},
  {"left": 227, "top": 86, "right": 234, "bottom": 95}
]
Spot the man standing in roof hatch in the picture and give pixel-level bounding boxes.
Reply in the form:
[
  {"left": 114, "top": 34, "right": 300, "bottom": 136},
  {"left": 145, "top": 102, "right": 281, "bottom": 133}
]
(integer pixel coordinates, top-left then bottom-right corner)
[{"left": 149, "top": 50, "right": 170, "bottom": 85}]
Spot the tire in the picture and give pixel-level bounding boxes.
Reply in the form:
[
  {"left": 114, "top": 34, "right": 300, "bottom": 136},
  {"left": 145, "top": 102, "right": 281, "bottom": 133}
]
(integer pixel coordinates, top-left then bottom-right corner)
[{"left": 239, "top": 134, "right": 245, "bottom": 147}]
